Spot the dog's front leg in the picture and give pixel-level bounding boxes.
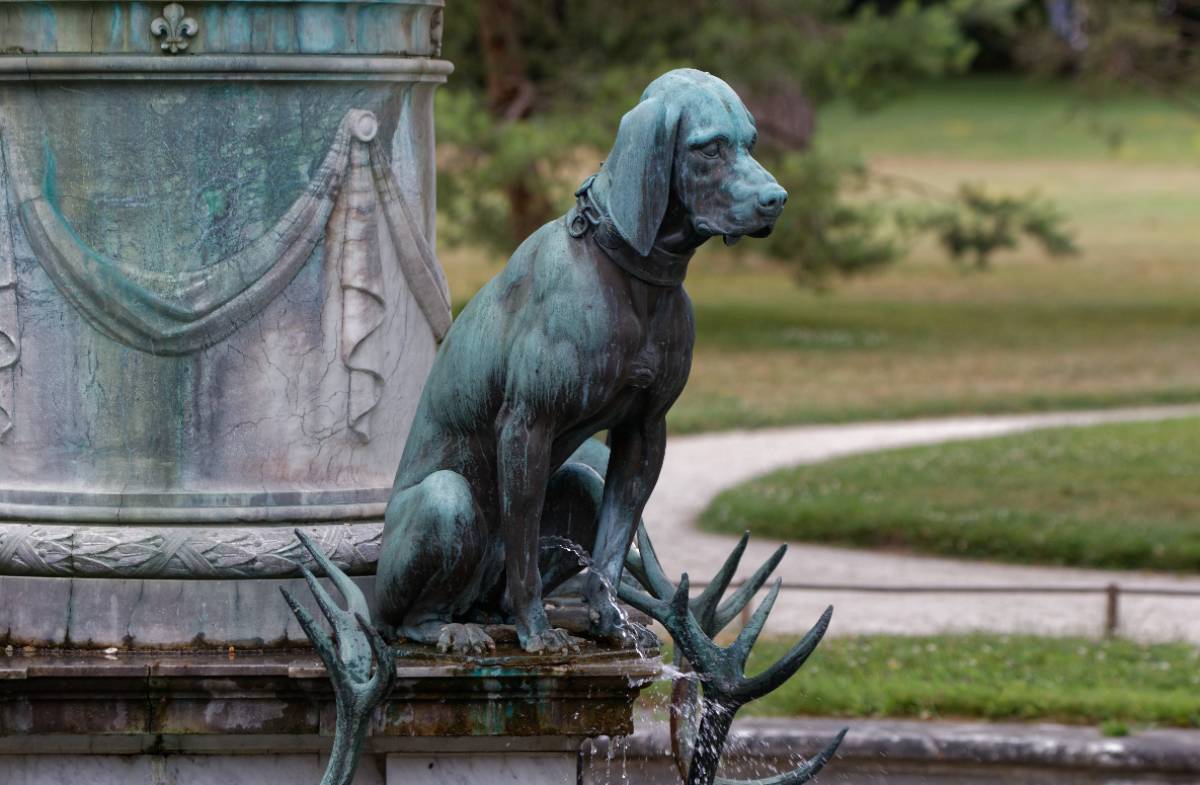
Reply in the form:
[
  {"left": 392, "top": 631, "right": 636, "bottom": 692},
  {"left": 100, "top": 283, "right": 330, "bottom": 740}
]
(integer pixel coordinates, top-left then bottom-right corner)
[
  {"left": 496, "top": 402, "right": 579, "bottom": 653},
  {"left": 587, "top": 416, "right": 667, "bottom": 645}
]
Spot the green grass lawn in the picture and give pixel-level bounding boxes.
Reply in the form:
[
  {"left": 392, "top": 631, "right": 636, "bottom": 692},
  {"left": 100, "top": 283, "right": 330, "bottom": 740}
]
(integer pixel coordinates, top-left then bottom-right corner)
[
  {"left": 442, "top": 76, "right": 1200, "bottom": 433},
  {"left": 701, "top": 418, "right": 1200, "bottom": 571},
  {"left": 736, "top": 633, "right": 1200, "bottom": 729},
  {"left": 820, "top": 76, "right": 1200, "bottom": 163}
]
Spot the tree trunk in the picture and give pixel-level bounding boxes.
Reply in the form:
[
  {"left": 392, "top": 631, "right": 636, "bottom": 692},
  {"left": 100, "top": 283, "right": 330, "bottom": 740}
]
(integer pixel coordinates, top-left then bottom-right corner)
[
  {"left": 743, "top": 80, "right": 818, "bottom": 151},
  {"left": 478, "top": 0, "right": 552, "bottom": 244}
]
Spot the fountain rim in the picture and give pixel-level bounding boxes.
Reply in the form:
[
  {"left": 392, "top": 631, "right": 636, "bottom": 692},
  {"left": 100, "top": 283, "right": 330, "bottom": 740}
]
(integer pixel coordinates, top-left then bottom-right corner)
[
  {"left": 0, "top": 55, "right": 454, "bottom": 81},
  {"left": 0, "top": 491, "right": 390, "bottom": 524},
  {"left": 0, "top": 0, "right": 445, "bottom": 5}
]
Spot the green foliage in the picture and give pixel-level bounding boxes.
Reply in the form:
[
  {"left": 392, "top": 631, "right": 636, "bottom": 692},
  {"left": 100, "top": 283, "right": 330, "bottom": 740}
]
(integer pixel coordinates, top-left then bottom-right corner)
[
  {"left": 434, "top": 0, "right": 1070, "bottom": 282},
  {"left": 701, "top": 418, "right": 1200, "bottom": 570},
  {"left": 687, "top": 0, "right": 1000, "bottom": 110},
  {"left": 735, "top": 633, "right": 1200, "bottom": 727},
  {"left": 435, "top": 88, "right": 592, "bottom": 252},
  {"left": 903, "top": 183, "right": 1077, "bottom": 269},
  {"left": 757, "top": 156, "right": 1077, "bottom": 283},
  {"left": 756, "top": 150, "right": 901, "bottom": 285}
]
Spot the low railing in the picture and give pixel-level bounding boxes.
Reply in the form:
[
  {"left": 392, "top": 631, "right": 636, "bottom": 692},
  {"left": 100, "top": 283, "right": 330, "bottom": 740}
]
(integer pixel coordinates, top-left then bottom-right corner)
[{"left": 688, "top": 580, "right": 1200, "bottom": 637}]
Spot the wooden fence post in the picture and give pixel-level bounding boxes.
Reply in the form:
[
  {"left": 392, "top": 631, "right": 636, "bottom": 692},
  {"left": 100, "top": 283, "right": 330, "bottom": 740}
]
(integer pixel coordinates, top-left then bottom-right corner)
[{"left": 1104, "top": 583, "right": 1120, "bottom": 637}]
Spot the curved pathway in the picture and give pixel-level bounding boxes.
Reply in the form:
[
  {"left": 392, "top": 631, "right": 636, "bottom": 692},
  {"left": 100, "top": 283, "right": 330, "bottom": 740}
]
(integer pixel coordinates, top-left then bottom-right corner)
[{"left": 645, "top": 404, "right": 1200, "bottom": 643}]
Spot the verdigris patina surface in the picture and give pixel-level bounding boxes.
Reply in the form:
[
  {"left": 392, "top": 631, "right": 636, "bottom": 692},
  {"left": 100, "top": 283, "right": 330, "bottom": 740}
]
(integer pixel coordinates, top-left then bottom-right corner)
[
  {"left": 373, "top": 68, "right": 790, "bottom": 655},
  {"left": 0, "top": 0, "right": 450, "bottom": 649}
]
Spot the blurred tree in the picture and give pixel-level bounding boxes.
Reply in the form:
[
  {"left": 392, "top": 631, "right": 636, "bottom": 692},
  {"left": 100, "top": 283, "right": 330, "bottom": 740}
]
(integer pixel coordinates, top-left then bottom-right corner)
[
  {"left": 1022, "top": 0, "right": 1200, "bottom": 102},
  {"left": 903, "top": 184, "right": 1077, "bottom": 269},
  {"left": 437, "top": 0, "right": 1076, "bottom": 284}
]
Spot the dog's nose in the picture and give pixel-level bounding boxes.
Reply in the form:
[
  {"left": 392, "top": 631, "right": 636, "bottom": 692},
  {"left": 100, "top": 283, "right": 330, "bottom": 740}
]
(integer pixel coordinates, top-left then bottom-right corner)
[{"left": 757, "top": 184, "right": 788, "bottom": 214}]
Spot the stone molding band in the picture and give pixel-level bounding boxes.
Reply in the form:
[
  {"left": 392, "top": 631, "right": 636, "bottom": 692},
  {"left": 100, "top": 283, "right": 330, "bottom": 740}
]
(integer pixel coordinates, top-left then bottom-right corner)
[
  {"left": 0, "top": 521, "right": 383, "bottom": 578},
  {"left": 0, "top": 499, "right": 388, "bottom": 525},
  {"left": 0, "top": 56, "right": 454, "bottom": 82}
]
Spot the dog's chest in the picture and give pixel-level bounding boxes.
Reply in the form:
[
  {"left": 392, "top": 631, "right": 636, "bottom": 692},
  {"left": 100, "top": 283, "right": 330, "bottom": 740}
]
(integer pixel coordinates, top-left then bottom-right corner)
[
  {"left": 623, "top": 295, "right": 683, "bottom": 391},
  {"left": 628, "top": 344, "right": 660, "bottom": 389}
]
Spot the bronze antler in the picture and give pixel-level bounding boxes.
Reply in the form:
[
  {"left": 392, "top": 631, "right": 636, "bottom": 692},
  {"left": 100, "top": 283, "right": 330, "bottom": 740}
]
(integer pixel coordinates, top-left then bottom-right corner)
[
  {"left": 622, "top": 524, "right": 845, "bottom": 785},
  {"left": 281, "top": 530, "right": 397, "bottom": 785}
]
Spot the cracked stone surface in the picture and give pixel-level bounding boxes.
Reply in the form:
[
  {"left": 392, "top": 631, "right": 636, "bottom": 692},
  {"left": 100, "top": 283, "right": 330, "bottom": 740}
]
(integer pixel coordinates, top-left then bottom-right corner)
[
  {"left": 0, "top": 45, "right": 450, "bottom": 645},
  {"left": 0, "top": 81, "right": 441, "bottom": 504},
  {"left": 643, "top": 404, "right": 1200, "bottom": 642}
]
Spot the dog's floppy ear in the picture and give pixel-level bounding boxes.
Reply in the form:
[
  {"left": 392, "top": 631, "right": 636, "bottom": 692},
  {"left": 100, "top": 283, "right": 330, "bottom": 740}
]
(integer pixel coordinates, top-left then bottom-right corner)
[{"left": 602, "top": 97, "right": 680, "bottom": 257}]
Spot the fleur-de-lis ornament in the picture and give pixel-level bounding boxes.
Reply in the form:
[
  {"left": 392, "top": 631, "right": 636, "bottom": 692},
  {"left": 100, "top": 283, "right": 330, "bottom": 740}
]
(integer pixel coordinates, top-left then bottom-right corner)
[{"left": 151, "top": 3, "right": 198, "bottom": 54}]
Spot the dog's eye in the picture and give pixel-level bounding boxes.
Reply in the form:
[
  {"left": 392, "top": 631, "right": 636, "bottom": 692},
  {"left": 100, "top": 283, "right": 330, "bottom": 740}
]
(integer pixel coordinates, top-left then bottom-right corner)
[{"left": 697, "top": 140, "right": 722, "bottom": 158}]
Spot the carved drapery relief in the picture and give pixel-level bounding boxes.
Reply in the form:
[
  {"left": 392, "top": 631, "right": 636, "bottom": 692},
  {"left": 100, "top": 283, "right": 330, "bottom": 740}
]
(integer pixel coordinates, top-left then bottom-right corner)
[
  {"left": 0, "top": 109, "right": 451, "bottom": 442},
  {"left": 0, "top": 141, "right": 18, "bottom": 444},
  {"left": 328, "top": 113, "right": 390, "bottom": 443}
]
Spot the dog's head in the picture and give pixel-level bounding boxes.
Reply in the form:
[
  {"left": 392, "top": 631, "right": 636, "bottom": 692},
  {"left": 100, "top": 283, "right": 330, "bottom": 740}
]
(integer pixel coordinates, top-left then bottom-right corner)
[{"left": 594, "top": 68, "right": 787, "bottom": 257}]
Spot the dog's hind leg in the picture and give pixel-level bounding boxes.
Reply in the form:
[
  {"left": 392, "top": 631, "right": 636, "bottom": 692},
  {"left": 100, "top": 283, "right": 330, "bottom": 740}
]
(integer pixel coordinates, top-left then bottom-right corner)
[
  {"left": 539, "top": 459, "right": 657, "bottom": 648},
  {"left": 375, "top": 470, "right": 495, "bottom": 654},
  {"left": 538, "top": 460, "right": 606, "bottom": 593}
]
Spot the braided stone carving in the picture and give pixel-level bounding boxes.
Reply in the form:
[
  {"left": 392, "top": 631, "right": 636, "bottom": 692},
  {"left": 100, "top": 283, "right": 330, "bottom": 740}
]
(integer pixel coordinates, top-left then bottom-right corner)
[{"left": 0, "top": 522, "right": 381, "bottom": 578}]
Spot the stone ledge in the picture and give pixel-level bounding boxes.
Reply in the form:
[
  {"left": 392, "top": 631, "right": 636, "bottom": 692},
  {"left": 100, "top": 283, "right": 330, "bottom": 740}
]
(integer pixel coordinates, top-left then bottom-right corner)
[
  {"left": 613, "top": 716, "right": 1200, "bottom": 774},
  {"left": 0, "top": 645, "right": 660, "bottom": 741},
  {"left": 0, "top": 56, "right": 455, "bottom": 82}
]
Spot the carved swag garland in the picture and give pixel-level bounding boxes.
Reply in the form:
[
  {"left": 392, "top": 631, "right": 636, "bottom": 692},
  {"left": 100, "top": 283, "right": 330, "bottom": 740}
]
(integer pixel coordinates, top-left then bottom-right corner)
[
  {"left": 0, "top": 136, "right": 17, "bottom": 443},
  {"left": 0, "top": 109, "right": 451, "bottom": 444}
]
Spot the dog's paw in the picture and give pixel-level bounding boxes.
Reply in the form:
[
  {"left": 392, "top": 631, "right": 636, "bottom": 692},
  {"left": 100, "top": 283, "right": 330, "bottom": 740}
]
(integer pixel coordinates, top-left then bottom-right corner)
[
  {"left": 436, "top": 623, "right": 496, "bottom": 656},
  {"left": 520, "top": 627, "right": 581, "bottom": 655},
  {"left": 590, "top": 612, "right": 659, "bottom": 650},
  {"left": 585, "top": 589, "right": 660, "bottom": 650},
  {"left": 614, "top": 621, "right": 659, "bottom": 651}
]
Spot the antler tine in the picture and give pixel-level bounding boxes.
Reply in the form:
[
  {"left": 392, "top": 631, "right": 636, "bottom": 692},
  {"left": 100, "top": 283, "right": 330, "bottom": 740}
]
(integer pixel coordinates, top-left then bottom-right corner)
[
  {"left": 691, "top": 532, "right": 750, "bottom": 635},
  {"left": 668, "top": 574, "right": 731, "bottom": 679},
  {"left": 738, "top": 606, "right": 833, "bottom": 704},
  {"left": 618, "top": 570, "right": 722, "bottom": 678},
  {"left": 355, "top": 612, "right": 396, "bottom": 697},
  {"left": 712, "top": 544, "right": 787, "bottom": 634},
  {"left": 636, "top": 522, "right": 678, "bottom": 599},
  {"left": 623, "top": 545, "right": 654, "bottom": 594},
  {"left": 296, "top": 562, "right": 371, "bottom": 675},
  {"left": 669, "top": 677, "right": 701, "bottom": 783},
  {"left": 714, "top": 727, "right": 847, "bottom": 785},
  {"left": 617, "top": 575, "right": 670, "bottom": 620},
  {"left": 728, "top": 578, "right": 782, "bottom": 672},
  {"left": 295, "top": 529, "right": 369, "bottom": 619},
  {"left": 280, "top": 586, "right": 340, "bottom": 670}
]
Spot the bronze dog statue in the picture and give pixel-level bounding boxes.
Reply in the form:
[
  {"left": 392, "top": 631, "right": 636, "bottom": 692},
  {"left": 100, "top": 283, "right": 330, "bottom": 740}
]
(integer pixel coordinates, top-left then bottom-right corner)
[{"left": 375, "top": 68, "right": 788, "bottom": 653}]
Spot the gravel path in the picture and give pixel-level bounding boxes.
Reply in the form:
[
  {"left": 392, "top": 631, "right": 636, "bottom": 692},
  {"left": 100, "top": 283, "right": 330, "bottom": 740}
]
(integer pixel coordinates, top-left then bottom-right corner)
[{"left": 643, "top": 404, "right": 1200, "bottom": 643}]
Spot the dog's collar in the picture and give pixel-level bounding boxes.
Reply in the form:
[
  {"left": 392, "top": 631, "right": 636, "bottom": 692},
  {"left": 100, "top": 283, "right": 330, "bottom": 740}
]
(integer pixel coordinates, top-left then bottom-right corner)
[{"left": 567, "top": 176, "right": 692, "bottom": 288}]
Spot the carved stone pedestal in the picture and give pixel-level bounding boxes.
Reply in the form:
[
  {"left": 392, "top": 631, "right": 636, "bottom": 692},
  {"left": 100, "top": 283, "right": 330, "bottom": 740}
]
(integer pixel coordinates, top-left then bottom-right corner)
[
  {"left": 0, "top": 0, "right": 452, "bottom": 650},
  {"left": 0, "top": 645, "right": 659, "bottom": 785}
]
